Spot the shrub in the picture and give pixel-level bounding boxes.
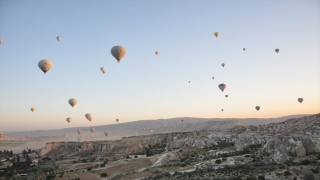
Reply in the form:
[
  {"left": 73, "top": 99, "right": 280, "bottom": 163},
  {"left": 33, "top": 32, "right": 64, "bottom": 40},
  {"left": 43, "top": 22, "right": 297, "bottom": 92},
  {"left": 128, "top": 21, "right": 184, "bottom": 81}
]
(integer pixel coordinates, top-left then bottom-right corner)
[
  {"left": 134, "top": 155, "right": 138, "bottom": 158},
  {"left": 258, "top": 176, "right": 265, "bottom": 180},
  {"left": 284, "top": 171, "right": 291, "bottom": 176},
  {"left": 311, "top": 168, "right": 319, "bottom": 174},
  {"left": 215, "top": 159, "right": 222, "bottom": 164},
  {"left": 101, "top": 173, "right": 107, "bottom": 177}
]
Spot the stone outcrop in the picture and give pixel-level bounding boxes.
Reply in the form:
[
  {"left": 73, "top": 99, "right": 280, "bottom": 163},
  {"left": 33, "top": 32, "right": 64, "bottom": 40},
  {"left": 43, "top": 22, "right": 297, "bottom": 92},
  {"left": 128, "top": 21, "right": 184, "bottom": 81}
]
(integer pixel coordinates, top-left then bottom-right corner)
[{"left": 41, "top": 114, "right": 320, "bottom": 163}]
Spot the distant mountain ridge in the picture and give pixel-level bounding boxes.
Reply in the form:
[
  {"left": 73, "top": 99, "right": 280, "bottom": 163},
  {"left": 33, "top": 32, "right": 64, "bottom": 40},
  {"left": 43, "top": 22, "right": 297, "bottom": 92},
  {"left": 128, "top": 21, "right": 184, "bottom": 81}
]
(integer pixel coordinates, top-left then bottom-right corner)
[{"left": 3, "top": 114, "right": 309, "bottom": 139}]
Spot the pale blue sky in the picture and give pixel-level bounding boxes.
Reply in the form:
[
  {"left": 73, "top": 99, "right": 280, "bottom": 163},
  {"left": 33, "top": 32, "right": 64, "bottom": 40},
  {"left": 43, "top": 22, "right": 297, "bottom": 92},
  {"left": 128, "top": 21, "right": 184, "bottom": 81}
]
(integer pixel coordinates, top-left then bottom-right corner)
[{"left": 0, "top": 0, "right": 319, "bottom": 131}]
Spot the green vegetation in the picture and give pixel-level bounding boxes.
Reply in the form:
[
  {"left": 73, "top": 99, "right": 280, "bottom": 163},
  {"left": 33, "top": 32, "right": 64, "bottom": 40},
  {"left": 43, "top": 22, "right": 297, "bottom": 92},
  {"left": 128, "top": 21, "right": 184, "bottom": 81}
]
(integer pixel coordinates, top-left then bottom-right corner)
[{"left": 101, "top": 172, "right": 108, "bottom": 177}]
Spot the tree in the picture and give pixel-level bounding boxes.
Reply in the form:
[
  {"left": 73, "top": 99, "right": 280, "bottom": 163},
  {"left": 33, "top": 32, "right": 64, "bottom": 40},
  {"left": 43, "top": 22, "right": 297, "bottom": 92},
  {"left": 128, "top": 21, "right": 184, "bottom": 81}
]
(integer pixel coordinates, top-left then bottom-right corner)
[
  {"left": 17, "top": 155, "right": 20, "bottom": 163},
  {"left": 284, "top": 171, "right": 291, "bottom": 176},
  {"left": 215, "top": 159, "right": 222, "bottom": 164},
  {"left": 28, "top": 149, "right": 31, "bottom": 154},
  {"left": 22, "top": 150, "right": 27, "bottom": 158}
]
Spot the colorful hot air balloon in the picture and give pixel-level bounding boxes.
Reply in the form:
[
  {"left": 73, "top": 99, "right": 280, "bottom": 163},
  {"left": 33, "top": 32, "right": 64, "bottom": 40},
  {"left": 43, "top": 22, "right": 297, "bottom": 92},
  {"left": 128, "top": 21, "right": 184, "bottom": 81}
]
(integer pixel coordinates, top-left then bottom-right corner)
[
  {"left": 0, "top": 39, "right": 3, "bottom": 44},
  {"left": 100, "top": 67, "right": 105, "bottom": 74},
  {"left": 66, "top": 117, "right": 72, "bottom": 123},
  {"left": 104, "top": 132, "right": 108, "bottom": 137},
  {"left": 243, "top": 48, "right": 246, "bottom": 51},
  {"left": 222, "top": 63, "right": 225, "bottom": 67},
  {"left": 214, "top": 32, "right": 219, "bottom": 38},
  {"left": 255, "top": 106, "right": 260, "bottom": 111},
  {"left": 275, "top": 48, "right": 279, "bottom": 53},
  {"left": 69, "top": 98, "right": 77, "bottom": 108},
  {"left": 218, "top": 84, "right": 226, "bottom": 92},
  {"left": 111, "top": 46, "right": 126, "bottom": 63},
  {"left": 38, "top": 60, "right": 53, "bottom": 74},
  {"left": 298, "top": 98, "right": 303, "bottom": 103},
  {"left": 56, "top": 36, "right": 62, "bottom": 41},
  {"left": 155, "top": 51, "right": 159, "bottom": 55},
  {"left": 0, "top": 132, "right": 4, "bottom": 138},
  {"left": 85, "top": 113, "right": 92, "bottom": 122},
  {"left": 30, "top": 108, "right": 35, "bottom": 112}
]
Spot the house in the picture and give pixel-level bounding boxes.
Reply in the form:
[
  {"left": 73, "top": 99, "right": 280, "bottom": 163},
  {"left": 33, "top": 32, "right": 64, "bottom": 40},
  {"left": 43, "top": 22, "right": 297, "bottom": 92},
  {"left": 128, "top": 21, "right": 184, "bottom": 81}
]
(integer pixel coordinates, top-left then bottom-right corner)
[
  {"left": 32, "top": 158, "right": 39, "bottom": 163},
  {"left": 0, "top": 157, "right": 7, "bottom": 162},
  {"left": 0, "top": 161, "right": 13, "bottom": 169}
]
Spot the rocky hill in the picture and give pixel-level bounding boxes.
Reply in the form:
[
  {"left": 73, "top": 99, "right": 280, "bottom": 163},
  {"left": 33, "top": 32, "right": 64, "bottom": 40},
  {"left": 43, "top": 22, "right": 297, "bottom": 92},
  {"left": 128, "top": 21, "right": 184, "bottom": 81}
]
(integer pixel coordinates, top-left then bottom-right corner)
[{"left": 41, "top": 113, "right": 320, "bottom": 163}]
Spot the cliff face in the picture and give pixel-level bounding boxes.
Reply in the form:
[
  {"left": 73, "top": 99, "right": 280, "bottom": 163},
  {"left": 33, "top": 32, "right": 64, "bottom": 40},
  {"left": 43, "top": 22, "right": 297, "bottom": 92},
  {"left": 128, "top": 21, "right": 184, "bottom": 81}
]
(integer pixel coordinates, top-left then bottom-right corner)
[{"left": 41, "top": 114, "right": 320, "bottom": 163}]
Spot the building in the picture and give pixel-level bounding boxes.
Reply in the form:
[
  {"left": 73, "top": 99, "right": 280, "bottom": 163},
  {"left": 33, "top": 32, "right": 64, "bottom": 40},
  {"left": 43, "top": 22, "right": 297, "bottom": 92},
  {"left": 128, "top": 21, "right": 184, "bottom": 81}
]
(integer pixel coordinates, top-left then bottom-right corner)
[{"left": 0, "top": 161, "right": 13, "bottom": 169}]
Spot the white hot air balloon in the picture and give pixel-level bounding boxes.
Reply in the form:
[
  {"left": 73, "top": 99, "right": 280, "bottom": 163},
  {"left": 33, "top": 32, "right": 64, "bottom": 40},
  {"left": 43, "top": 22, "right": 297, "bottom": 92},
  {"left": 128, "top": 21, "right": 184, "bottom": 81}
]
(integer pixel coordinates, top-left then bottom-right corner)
[
  {"left": 38, "top": 60, "right": 53, "bottom": 74},
  {"left": 111, "top": 46, "right": 126, "bottom": 63},
  {"left": 69, "top": 98, "right": 77, "bottom": 108}
]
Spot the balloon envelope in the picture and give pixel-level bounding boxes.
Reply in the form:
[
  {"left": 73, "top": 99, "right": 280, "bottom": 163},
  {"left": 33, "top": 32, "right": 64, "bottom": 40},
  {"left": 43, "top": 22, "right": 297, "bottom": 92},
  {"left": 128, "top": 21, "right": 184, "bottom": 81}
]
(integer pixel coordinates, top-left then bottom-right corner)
[
  {"left": 100, "top": 67, "right": 105, "bottom": 74},
  {"left": 155, "top": 51, "right": 159, "bottom": 55},
  {"left": 69, "top": 98, "right": 77, "bottom": 108},
  {"left": 275, "top": 48, "right": 279, "bottom": 53},
  {"left": 222, "top": 63, "right": 225, "bottom": 67},
  {"left": 0, "top": 132, "right": 3, "bottom": 138},
  {"left": 255, "top": 106, "right": 260, "bottom": 111},
  {"left": 66, "top": 117, "right": 72, "bottom": 123},
  {"left": 104, "top": 132, "right": 108, "bottom": 137},
  {"left": 218, "top": 84, "right": 226, "bottom": 92},
  {"left": 30, "top": 108, "right": 35, "bottom": 112},
  {"left": 111, "top": 46, "right": 126, "bottom": 62},
  {"left": 214, "top": 32, "right": 219, "bottom": 38},
  {"left": 0, "top": 39, "right": 3, "bottom": 44},
  {"left": 298, "top": 98, "right": 303, "bottom": 103},
  {"left": 56, "top": 36, "right": 62, "bottom": 41},
  {"left": 243, "top": 48, "right": 246, "bottom": 51},
  {"left": 38, "top": 60, "right": 53, "bottom": 74},
  {"left": 225, "top": 95, "right": 228, "bottom": 98},
  {"left": 90, "top": 128, "right": 95, "bottom": 132},
  {"left": 85, "top": 113, "right": 92, "bottom": 121}
]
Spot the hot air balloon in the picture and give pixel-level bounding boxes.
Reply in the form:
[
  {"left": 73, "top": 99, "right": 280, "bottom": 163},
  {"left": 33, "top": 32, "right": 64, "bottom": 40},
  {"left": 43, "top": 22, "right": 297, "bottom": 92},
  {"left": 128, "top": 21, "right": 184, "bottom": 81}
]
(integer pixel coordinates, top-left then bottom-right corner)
[
  {"left": 189, "top": 81, "right": 190, "bottom": 83},
  {"left": 155, "top": 51, "right": 159, "bottom": 55},
  {"left": 221, "top": 109, "right": 224, "bottom": 111},
  {"left": 116, "top": 119, "right": 119, "bottom": 123},
  {"left": 150, "top": 130, "right": 153, "bottom": 133},
  {"left": 218, "top": 84, "right": 226, "bottom": 92},
  {"left": 100, "top": 67, "right": 105, "bottom": 74},
  {"left": 90, "top": 128, "right": 95, "bottom": 133},
  {"left": 0, "top": 39, "right": 3, "bottom": 44},
  {"left": 212, "top": 77, "right": 214, "bottom": 79},
  {"left": 104, "top": 132, "right": 108, "bottom": 137},
  {"left": 111, "top": 46, "right": 126, "bottom": 63},
  {"left": 222, "top": 63, "right": 225, "bottom": 67},
  {"left": 69, "top": 98, "right": 77, "bottom": 108},
  {"left": 56, "top": 36, "right": 62, "bottom": 41},
  {"left": 38, "top": 60, "right": 53, "bottom": 74},
  {"left": 225, "top": 95, "right": 228, "bottom": 98},
  {"left": 0, "top": 132, "right": 4, "bottom": 138},
  {"left": 255, "top": 106, "right": 260, "bottom": 111},
  {"left": 77, "top": 129, "right": 82, "bottom": 135},
  {"left": 85, "top": 113, "right": 92, "bottom": 121},
  {"left": 26, "top": 135, "right": 29, "bottom": 138},
  {"left": 243, "top": 48, "right": 246, "bottom": 51},
  {"left": 30, "top": 108, "right": 35, "bottom": 112},
  {"left": 66, "top": 117, "right": 72, "bottom": 123},
  {"left": 275, "top": 48, "right": 279, "bottom": 53},
  {"left": 298, "top": 98, "right": 303, "bottom": 103},
  {"left": 214, "top": 32, "right": 219, "bottom": 38},
  {"left": 181, "top": 119, "right": 184, "bottom": 123}
]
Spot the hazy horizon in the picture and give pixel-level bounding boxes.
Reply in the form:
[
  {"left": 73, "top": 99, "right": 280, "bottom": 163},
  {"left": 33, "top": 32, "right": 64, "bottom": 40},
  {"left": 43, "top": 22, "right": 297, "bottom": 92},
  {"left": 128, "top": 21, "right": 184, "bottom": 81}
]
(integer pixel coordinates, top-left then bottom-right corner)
[{"left": 0, "top": 1, "right": 319, "bottom": 132}]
